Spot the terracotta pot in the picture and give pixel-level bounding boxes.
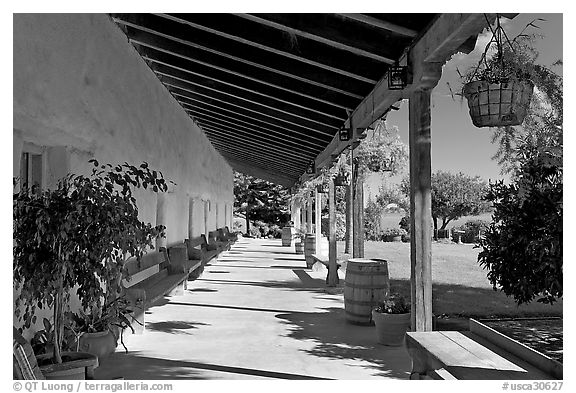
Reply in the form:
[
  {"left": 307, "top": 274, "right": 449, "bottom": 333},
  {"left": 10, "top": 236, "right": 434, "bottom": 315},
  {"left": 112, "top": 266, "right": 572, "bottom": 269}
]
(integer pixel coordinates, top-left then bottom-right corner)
[
  {"left": 76, "top": 330, "right": 118, "bottom": 360},
  {"left": 371, "top": 310, "right": 411, "bottom": 346},
  {"left": 37, "top": 351, "right": 99, "bottom": 380}
]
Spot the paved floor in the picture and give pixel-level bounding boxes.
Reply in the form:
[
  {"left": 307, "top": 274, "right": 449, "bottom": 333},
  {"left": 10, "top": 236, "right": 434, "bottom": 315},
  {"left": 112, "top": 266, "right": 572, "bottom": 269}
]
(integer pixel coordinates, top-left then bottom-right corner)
[{"left": 95, "top": 237, "right": 412, "bottom": 380}]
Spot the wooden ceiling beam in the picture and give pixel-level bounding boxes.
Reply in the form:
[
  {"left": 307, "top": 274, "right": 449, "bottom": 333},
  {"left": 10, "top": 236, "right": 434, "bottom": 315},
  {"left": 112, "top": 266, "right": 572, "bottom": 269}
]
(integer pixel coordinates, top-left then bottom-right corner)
[
  {"left": 208, "top": 139, "right": 302, "bottom": 172},
  {"left": 156, "top": 13, "right": 378, "bottom": 84},
  {"left": 199, "top": 123, "right": 315, "bottom": 162},
  {"left": 337, "top": 14, "right": 419, "bottom": 37},
  {"left": 236, "top": 13, "right": 395, "bottom": 64},
  {"left": 113, "top": 17, "right": 364, "bottom": 99},
  {"left": 311, "top": 13, "right": 503, "bottom": 175},
  {"left": 165, "top": 82, "right": 335, "bottom": 138},
  {"left": 175, "top": 96, "right": 330, "bottom": 145},
  {"left": 131, "top": 38, "right": 354, "bottom": 111},
  {"left": 191, "top": 115, "right": 320, "bottom": 154},
  {"left": 146, "top": 57, "right": 345, "bottom": 123},
  {"left": 183, "top": 105, "right": 325, "bottom": 150},
  {"left": 199, "top": 122, "right": 314, "bottom": 164},
  {"left": 223, "top": 156, "right": 295, "bottom": 186}
]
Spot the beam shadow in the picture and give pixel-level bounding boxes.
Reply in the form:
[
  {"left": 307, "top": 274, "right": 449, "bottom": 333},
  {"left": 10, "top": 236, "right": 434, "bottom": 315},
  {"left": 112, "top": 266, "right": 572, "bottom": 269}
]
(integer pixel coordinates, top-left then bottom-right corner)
[
  {"left": 207, "top": 264, "right": 303, "bottom": 270},
  {"left": 275, "top": 307, "right": 411, "bottom": 379},
  {"left": 167, "top": 301, "right": 301, "bottom": 314},
  {"left": 95, "top": 352, "right": 330, "bottom": 380}
]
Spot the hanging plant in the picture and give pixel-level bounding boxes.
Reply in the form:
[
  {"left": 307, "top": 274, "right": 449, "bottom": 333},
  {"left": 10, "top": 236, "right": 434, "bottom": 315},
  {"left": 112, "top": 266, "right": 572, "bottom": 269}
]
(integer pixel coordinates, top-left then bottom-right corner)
[{"left": 462, "top": 15, "right": 536, "bottom": 128}]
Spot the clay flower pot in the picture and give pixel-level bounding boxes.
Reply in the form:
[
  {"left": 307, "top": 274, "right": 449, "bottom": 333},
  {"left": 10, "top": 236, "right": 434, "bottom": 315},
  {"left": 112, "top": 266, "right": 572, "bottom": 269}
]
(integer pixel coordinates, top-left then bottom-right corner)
[{"left": 372, "top": 310, "right": 411, "bottom": 346}]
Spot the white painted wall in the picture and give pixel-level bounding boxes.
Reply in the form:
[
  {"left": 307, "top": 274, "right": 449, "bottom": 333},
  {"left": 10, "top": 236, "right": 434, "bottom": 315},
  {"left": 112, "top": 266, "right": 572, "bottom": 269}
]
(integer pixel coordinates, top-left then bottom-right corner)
[{"left": 13, "top": 14, "right": 234, "bottom": 334}]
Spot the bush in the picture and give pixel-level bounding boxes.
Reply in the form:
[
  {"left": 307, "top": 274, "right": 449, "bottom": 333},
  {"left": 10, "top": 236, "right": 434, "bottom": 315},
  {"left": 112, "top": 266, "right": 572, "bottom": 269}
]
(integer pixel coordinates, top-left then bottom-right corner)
[
  {"left": 399, "top": 214, "right": 410, "bottom": 233},
  {"left": 380, "top": 228, "right": 408, "bottom": 242},
  {"left": 453, "top": 219, "right": 490, "bottom": 243},
  {"left": 269, "top": 224, "right": 282, "bottom": 239},
  {"left": 321, "top": 214, "right": 346, "bottom": 241}
]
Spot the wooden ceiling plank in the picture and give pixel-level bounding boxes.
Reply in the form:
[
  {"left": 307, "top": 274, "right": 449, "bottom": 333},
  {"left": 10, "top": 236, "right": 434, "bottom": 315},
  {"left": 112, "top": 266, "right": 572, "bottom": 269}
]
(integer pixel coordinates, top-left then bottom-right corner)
[
  {"left": 113, "top": 18, "right": 364, "bottom": 99},
  {"left": 211, "top": 143, "right": 305, "bottom": 174},
  {"left": 175, "top": 96, "right": 329, "bottom": 145},
  {"left": 183, "top": 105, "right": 325, "bottom": 150},
  {"left": 155, "top": 13, "right": 378, "bottom": 84},
  {"left": 202, "top": 125, "right": 313, "bottom": 164},
  {"left": 165, "top": 82, "right": 335, "bottom": 138},
  {"left": 146, "top": 57, "right": 345, "bottom": 123},
  {"left": 337, "top": 14, "right": 419, "bottom": 37},
  {"left": 132, "top": 38, "right": 354, "bottom": 111},
  {"left": 192, "top": 115, "right": 320, "bottom": 154},
  {"left": 236, "top": 13, "right": 395, "bottom": 64},
  {"left": 223, "top": 156, "right": 296, "bottom": 186}
]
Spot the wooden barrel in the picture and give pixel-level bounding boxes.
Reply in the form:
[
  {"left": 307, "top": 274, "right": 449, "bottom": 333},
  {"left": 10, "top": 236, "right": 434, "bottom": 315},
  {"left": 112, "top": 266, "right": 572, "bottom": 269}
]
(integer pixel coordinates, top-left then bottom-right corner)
[
  {"left": 281, "top": 227, "right": 293, "bottom": 246},
  {"left": 304, "top": 234, "right": 316, "bottom": 267},
  {"left": 344, "top": 258, "right": 390, "bottom": 325}
]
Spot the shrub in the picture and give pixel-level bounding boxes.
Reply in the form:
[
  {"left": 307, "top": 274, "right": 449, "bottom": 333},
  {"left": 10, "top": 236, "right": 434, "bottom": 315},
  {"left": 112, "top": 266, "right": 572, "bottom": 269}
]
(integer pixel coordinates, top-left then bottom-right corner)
[
  {"left": 453, "top": 219, "right": 490, "bottom": 243},
  {"left": 269, "top": 224, "right": 282, "bottom": 239},
  {"left": 399, "top": 214, "right": 410, "bottom": 233},
  {"left": 380, "top": 228, "right": 408, "bottom": 242}
]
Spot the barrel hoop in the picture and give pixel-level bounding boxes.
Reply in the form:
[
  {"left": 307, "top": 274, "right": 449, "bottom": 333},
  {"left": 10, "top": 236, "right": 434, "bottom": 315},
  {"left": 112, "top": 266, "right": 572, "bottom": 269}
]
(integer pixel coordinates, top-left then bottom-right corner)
[
  {"left": 345, "top": 270, "right": 389, "bottom": 276},
  {"left": 344, "top": 282, "right": 390, "bottom": 289}
]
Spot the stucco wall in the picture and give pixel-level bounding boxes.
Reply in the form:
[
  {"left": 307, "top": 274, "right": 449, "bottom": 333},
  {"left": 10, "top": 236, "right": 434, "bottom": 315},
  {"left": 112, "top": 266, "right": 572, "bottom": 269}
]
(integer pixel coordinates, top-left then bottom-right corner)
[
  {"left": 13, "top": 13, "right": 233, "bottom": 244},
  {"left": 13, "top": 14, "right": 234, "bottom": 333}
]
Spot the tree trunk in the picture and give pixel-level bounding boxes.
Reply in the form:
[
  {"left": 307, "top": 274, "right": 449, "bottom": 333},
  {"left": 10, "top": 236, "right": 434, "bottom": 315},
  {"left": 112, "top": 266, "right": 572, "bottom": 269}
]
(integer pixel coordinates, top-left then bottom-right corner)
[{"left": 245, "top": 206, "right": 250, "bottom": 235}]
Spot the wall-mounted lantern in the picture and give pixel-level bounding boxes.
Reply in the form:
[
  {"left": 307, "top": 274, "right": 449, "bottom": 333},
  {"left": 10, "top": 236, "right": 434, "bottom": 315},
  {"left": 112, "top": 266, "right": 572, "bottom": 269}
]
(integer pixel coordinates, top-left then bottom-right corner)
[
  {"left": 339, "top": 127, "right": 352, "bottom": 141},
  {"left": 388, "top": 63, "right": 408, "bottom": 90},
  {"left": 306, "top": 160, "right": 315, "bottom": 174}
]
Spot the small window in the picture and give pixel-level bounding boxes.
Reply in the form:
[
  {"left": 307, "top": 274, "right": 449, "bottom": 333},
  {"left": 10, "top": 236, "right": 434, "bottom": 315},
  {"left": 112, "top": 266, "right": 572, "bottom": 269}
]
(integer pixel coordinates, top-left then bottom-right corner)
[{"left": 20, "top": 152, "right": 43, "bottom": 194}]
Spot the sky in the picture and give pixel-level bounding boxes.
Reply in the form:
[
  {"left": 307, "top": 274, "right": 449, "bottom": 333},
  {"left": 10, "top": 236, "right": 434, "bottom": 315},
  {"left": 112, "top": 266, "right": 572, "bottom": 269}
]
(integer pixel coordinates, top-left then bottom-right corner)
[{"left": 385, "top": 13, "right": 563, "bottom": 183}]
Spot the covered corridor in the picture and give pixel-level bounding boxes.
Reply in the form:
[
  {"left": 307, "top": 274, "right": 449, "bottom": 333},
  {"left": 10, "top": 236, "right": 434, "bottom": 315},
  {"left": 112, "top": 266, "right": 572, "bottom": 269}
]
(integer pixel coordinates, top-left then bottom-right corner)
[{"left": 94, "top": 238, "right": 411, "bottom": 380}]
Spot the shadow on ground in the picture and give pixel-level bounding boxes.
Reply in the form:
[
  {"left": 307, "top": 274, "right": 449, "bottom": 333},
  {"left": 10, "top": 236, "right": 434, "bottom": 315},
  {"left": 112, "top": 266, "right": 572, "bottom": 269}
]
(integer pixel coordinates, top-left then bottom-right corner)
[
  {"left": 146, "top": 320, "right": 211, "bottom": 335},
  {"left": 95, "top": 352, "right": 329, "bottom": 380},
  {"left": 275, "top": 307, "right": 411, "bottom": 379}
]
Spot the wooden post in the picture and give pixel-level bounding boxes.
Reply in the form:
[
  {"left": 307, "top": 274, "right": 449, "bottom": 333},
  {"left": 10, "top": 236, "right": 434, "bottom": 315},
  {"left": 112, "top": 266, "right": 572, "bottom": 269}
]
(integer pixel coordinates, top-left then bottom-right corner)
[
  {"left": 352, "top": 159, "right": 364, "bottom": 258},
  {"left": 409, "top": 89, "right": 433, "bottom": 332},
  {"left": 315, "top": 189, "right": 322, "bottom": 252},
  {"left": 327, "top": 179, "right": 338, "bottom": 286},
  {"left": 204, "top": 200, "right": 209, "bottom": 235},
  {"left": 345, "top": 152, "right": 353, "bottom": 254},
  {"left": 307, "top": 193, "right": 313, "bottom": 233}
]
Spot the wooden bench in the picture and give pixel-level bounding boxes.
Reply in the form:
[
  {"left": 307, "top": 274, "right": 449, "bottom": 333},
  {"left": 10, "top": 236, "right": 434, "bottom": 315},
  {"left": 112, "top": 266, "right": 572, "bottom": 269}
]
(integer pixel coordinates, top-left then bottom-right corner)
[
  {"left": 122, "top": 248, "right": 189, "bottom": 334},
  {"left": 310, "top": 253, "right": 341, "bottom": 284},
  {"left": 185, "top": 234, "right": 220, "bottom": 266},
  {"left": 406, "top": 329, "right": 559, "bottom": 380},
  {"left": 208, "top": 230, "right": 229, "bottom": 252}
]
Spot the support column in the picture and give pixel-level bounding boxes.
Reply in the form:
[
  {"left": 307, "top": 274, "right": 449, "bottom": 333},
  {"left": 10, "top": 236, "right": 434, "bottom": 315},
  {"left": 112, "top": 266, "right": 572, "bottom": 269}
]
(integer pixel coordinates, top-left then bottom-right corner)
[
  {"left": 204, "top": 200, "right": 209, "bottom": 235},
  {"left": 327, "top": 179, "right": 338, "bottom": 286},
  {"left": 291, "top": 197, "right": 302, "bottom": 230},
  {"left": 345, "top": 152, "right": 353, "bottom": 254},
  {"left": 307, "top": 193, "right": 313, "bottom": 233},
  {"left": 409, "top": 89, "right": 433, "bottom": 332},
  {"left": 156, "top": 193, "right": 167, "bottom": 249},
  {"left": 315, "top": 189, "right": 322, "bottom": 253},
  {"left": 352, "top": 159, "right": 364, "bottom": 258}
]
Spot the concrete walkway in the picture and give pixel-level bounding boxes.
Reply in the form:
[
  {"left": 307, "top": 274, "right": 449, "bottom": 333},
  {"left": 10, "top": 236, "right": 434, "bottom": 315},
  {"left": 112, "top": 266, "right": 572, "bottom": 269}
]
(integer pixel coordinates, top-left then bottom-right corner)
[{"left": 95, "top": 237, "right": 411, "bottom": 380}]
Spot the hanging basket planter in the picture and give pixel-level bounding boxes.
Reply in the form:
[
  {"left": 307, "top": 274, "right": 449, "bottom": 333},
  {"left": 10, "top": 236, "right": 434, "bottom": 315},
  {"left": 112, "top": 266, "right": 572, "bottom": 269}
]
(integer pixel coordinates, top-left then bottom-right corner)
[
  {"left": 317, "top": 184, "right": 328, "bottom": 193},
  {"left": 333, "top": 172, "right": 350, "bottom": 186},
  {"left": 463, "top": 79, "right": 534, "bottom": 128}
]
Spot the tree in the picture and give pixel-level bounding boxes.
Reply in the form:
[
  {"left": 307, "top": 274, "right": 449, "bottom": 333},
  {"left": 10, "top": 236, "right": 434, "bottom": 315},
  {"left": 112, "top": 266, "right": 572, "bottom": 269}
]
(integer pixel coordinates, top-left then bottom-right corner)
[
  {"left": 477, "top": 149, "right": 562, "bottom": 305},
  {"left": 429, "top": 171, "right": 491, "bottom": 233},
  {"left": 477, "top": 31, "right": 563, "bottom": 306},
  {"left": 233, "top": 171, "right": 290, "bottom": 234}
]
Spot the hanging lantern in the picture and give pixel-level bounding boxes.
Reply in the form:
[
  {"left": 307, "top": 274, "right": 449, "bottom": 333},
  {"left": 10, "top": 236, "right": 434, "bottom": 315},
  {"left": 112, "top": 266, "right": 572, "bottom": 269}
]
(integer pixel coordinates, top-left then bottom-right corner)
[
  {"left": 339, "top": 127, "right": 351, "bottom": 141},
  {"left": 388, "top": 63, "right": 408, "bottom": 90},
  {"left": 306, "top": 160, "right": 315, "bottom": 174}
]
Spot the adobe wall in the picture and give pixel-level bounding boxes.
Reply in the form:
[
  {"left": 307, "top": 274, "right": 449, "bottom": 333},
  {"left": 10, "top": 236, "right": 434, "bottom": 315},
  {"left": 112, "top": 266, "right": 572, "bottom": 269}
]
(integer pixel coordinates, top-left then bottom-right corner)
[{"left": 13, "top": 14, "right": 234, "bottom": 333}]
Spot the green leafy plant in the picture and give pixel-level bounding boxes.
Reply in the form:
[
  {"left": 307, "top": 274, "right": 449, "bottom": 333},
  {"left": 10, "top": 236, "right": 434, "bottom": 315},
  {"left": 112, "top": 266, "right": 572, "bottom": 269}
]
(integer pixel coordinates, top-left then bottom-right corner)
[
  {"left": 477, "top": 150, "right": 562, "bottom": 305},
  {"left": 14, "top": 160, "right": 170, "bottom": 364},
  {"left": 380, "top": 228, "right": 408, "bottom": 242},
  {"left": 373, "top": 293, "right": 410, "bottom": 314}
]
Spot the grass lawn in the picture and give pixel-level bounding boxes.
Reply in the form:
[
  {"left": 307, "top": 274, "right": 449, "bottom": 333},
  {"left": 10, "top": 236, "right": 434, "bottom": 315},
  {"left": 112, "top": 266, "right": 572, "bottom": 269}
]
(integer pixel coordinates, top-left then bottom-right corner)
[{"left": 336, "top": 240, "right": 562, "bottom": 319}]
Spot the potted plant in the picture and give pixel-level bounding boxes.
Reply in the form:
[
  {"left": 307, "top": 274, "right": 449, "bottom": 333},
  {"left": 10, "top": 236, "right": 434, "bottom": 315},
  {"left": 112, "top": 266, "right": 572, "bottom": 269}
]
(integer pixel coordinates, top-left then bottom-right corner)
[
  {"left": 68, "top": 295, "right": 139, "bottom": 360},
  {"left": 462, "top": 16, "right": 536, "bottom": 128},
  {"left": 14, "top": 159, "right": 169, "bottom": 378},
  {"left": 372, "top": 293, "right": 411, "bottom": 346},
  {"left": 293, "top": 229, "right": 306, "bottom": 254}
]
